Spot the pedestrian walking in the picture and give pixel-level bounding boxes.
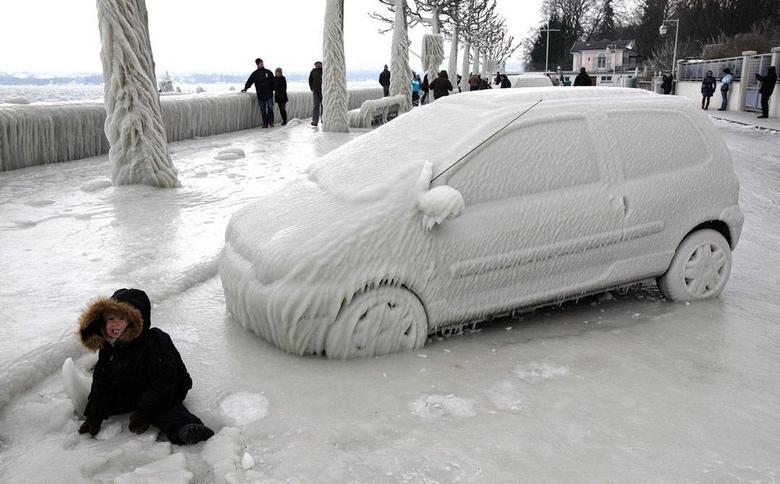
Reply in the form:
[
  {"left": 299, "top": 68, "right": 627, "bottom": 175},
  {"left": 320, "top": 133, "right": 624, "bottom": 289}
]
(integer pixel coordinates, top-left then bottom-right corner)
[
  {"left": 700, "top": 70, "right": 716, "bottom": 110},
  {"left": 718, "top": 68, "right": 733, "bottom": 111},
  {"left": 500, "top": 74, "right": 511, "bottom": 88},
  {"left": 274, "top": 67, "right": 288, "bottom": 126},
  {"left": 661, "top": 74, "right": 673, "bottom": 95},
  {"left": 429, "top": 70, "right": 453, "bottom": 100},
  {"left": 468, "top": 73, "right": 480, "bottom": 91},
  {"left": 420, "top": 73, "right": 430, "bottom": 105},
  {"left": 379, "top": 65, "right": 391, "bottom": 97},
  {"left": 241, "top": 58, "right": 275, "bottom": 128},
  {"left": 573, "top": 67, "right": 591, "bottom": 86},
  {"left": 755, "top": 66, "right": 777, "bottom": 119},
  {"left": 309, "top": 61, "right": 323, "bottom": 126}
]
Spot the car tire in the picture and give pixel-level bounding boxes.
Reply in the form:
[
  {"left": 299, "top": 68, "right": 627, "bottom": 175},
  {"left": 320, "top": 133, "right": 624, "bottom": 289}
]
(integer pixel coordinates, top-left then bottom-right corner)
[
  {"left": 657, "top": 229, "right": 732, "bottom": 302},
  {"left": 325, "top": 286, "right": 428, "bottom": 359}
]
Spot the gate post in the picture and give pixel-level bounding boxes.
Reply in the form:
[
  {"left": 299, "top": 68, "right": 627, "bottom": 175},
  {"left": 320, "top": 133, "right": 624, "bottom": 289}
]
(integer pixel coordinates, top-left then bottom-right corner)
[
  {"left": 772, "top": 47, "right": 780, "bottom": 68},
  {"left": 739, "top": 51, "right": 757, "bottom": 112}
]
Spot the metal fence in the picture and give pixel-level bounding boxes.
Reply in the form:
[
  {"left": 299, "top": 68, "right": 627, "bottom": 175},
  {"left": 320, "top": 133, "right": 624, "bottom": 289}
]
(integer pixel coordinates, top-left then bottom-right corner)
[{"left": 678, "top": 57, "right": 743, "bottom": 81}]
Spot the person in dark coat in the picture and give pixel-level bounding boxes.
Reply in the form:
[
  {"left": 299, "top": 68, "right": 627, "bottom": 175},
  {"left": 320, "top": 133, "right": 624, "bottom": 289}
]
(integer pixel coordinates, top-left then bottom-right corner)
[
  {"left": 241, "top": 58, "right": 275, "bottom": 128},
  {"left": 661, "top": 74, "right": 673, "bottom": 95},
  {"left": 468, "top": 73, "right": 480, "bottom": 91},
  {"left": 500, "top": 74, "right": 511, "bottom": 88},
  {"left": 273, "top": 67, "right": 289, "bottom": 126},
  {"left": 77, "top": 288, "right": 213, "bottom": 445},
  {"left": 573, "top": 67, "right": 591, "bottom": 86},
  {"left": 379, "top": 65, "right": 391, "bottom": 97},
  {"left": 700, "top": 70, "right": 716, "bottom": 110},
  {"left": 755, "top": 65, "right": 777, "bottom": 119},
  {"left": 429, "top": 70, "right": 453, "bottom": 100},
  {"left": 479, "top": 77, "right": 490, "bottom": 90},
  {"left": 420, "top": 73, "right": 430, "bottom": 105},
  {"left": 309, "top": 61, "right": 323, "bottom": 126}
]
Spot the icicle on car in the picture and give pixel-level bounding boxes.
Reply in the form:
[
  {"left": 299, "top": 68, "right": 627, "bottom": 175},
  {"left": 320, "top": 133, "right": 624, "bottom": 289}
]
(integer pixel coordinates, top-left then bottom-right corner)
[{"left": 219, "top": 87, "right": 743, "bottom": 359}]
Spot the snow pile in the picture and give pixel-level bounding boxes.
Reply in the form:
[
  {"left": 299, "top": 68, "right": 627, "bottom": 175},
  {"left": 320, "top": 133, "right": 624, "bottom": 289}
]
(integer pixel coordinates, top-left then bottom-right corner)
[
  {"left": 200, "top": 427, "right": 244, "bottom": 483},
  {"left": 510, "top": 75, "right": 554, "bottom": 88},
  {"left": 114, "top": 453, "right": 192, "bottom": 484},
  {"left": 0, "top": 88, "right": 382, "bottom": 172},
  {"left": 410, "top": 394, "right": 477, "bottom": 420},
  {"left": 61, "top": 356, "right": 95, "bottom": 417},
  {"left": 512, "top": 361, "right": 570, "bottom": 383},
  {"left": 218, "top": 392, "right": 269, "bottom": 426},
  {"left": 213, "top": 148, "right": 245, "bottom": 161}
]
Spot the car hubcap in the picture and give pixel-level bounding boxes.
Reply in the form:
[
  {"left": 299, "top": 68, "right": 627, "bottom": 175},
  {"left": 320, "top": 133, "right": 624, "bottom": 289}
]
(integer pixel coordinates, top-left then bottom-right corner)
[{"left": 683, "top": 242, "right": 728, "bottom": 297}]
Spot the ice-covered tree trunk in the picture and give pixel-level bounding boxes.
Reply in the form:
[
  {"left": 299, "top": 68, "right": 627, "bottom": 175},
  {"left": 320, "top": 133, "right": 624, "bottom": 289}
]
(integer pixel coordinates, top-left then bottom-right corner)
[
  {"left": 322, "top": 0, "right": 349, "bottom": 132},
  {"left": 389, "top": 0, "right": 413, "bottom": 113},
  {"left": 460, "top": 40, "right": 471, "bottom": 92},
  {"left": 422, "top": 33, "right": 444, "bottom": 90},
  {"left": 473, "top": 45, "right": 481, "bottom": 75},
  {"left": 448, "top": 24, "right": 460, "bottom": 86},
  {"left": 482, "top": 51, "right": 490, "bottom": 78},
  {"left": 97, "top": 0, "right": 179, "bottom": 188}
]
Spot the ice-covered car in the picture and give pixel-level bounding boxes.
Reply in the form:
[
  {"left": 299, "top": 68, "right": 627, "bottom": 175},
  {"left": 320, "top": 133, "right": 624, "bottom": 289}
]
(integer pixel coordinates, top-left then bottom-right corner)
[
  {"left": 219, "top": 87, "right": 743, "bottom": 359},
  {"left": 509, "top": 74, "right": 555, "bottom": 88}
]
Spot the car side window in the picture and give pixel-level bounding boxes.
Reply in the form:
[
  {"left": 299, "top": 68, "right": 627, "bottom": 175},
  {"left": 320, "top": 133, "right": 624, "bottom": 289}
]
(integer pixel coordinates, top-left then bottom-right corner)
[
  {"left": 447, "top": 118, "right": 601, "bottom": 205},
  {"left": 608, "top": 111, "right": 708, "bottom": 179}
]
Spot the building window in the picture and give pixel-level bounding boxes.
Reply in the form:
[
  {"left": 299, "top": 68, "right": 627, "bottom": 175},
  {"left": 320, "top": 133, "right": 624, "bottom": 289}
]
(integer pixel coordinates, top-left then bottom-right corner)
[{"left": 597, "top": 53, "right": 607, "bottom": 69}]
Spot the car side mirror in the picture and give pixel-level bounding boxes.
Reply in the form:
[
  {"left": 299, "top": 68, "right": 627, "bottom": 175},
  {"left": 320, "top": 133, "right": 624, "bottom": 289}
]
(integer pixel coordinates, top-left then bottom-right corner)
[{"left": 417, "top": 185, "right": 465, "bottom": 230}]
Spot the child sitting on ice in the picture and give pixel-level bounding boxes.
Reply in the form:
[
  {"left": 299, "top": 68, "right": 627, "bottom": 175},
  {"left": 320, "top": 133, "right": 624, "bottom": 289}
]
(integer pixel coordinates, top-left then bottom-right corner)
[{"left": 76, "top": 288, "right": 213, "bottom": 445}]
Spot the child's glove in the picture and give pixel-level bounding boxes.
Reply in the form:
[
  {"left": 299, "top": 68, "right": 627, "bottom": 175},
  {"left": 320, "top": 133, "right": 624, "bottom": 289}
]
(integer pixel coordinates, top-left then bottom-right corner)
[
  {"left": 128, "top": 411, "right": 151, "bottom": 434},
  {"left": 78, "top": 419, "right": 101, "bottom": 437}
]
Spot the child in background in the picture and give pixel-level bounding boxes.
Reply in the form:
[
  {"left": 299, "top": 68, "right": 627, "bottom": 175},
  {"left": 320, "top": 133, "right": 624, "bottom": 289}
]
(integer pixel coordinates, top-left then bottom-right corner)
[{"left": 77, "top": 288, "right": 213, "bottom": 445}]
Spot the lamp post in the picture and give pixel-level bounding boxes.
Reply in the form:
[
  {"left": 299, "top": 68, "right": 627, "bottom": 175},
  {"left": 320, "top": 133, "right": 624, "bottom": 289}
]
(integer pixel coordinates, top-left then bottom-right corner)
[
  {"left": 659, "top": 19, "right": 680, "bottom": 83},
  {"left": 540, "top": 24, "right": 560, "bottom": 73}
]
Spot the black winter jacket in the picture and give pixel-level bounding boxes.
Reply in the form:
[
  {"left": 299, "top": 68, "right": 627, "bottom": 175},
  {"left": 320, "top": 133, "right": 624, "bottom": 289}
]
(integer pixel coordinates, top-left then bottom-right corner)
[
  {"left": 574, "top": 71, "right": 591, "bottom": 86},
  {"left": 245, "top": 68, "right": 275, "bottom": 100},
  {"left": 309, "top": 67, "right": 323, "bottom": 97},
  {"left": 701, "top": 75, "right": 716, "bottom": 96},
  {"left": 429, "top": 76, "right": 453, "bottom": 99},
  {"left": 379, "top": 69, "right": 391, "bottom": 87},
  {"left": 273, "top": 76, "right": 288, "bottom": 104},
  {"left": 757, "top": 69, "right": 777, "bottom": 97},
  {"left": 79, "top": 288, "right": 193, "bottom": 422}
]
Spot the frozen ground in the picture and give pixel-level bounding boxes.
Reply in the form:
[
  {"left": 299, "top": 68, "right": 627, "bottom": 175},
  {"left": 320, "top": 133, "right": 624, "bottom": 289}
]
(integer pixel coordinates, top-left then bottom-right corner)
[{"left": 0, "top": 117, "right": 778, "bottom": 483}]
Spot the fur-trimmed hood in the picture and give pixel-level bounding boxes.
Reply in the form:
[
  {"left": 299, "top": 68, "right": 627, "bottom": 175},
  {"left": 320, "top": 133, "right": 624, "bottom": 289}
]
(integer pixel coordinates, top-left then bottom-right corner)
[{"left": 78, "top": 288, "right": 151, "bottom": 351}]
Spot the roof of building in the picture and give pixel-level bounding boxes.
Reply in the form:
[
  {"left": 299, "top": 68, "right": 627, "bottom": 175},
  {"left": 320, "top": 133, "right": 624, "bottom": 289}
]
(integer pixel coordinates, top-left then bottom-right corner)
[{"left": 571, "top": 39, "right": 635, "bottom": 53}]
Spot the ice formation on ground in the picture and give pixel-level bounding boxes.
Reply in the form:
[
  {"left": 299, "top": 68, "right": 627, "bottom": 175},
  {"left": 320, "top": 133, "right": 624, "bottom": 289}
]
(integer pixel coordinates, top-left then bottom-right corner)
[
  {"left": 512, "top": 361, "right": 570, "bottom": 383},
  {"left": 97, "top": 0, "right": 179, "bottom": 188},
  {"left": 213, "top": 148, "right": 245, "bottom": 161},
  {"left": 0, "top": 118, "right": 778, "bottom": 482},
  {"left": 410, "top": 394, "right": 477, "bottom": 420},
  {"left": 3, "top": 96, "right": 31, "bottom": 105},
  {"left": 0, "top": 88, "right": 381, "bottom": 171},
  {"left": 218, "top": 392, "right": 269, "bottom": 426},
  {"left": 389, "top": 0, "right": 413, "bottom": 113},
  {"left": 61, "top": 356, "right": 93, "bottom": 417},
  {"left": 322, "top": 0, "right": 350, "bottom": 133},
  {"left": 114, "top": 453, "right": 192, "bottom": 484},
  {"left": 487, "top": 381, "right": 527, "bottom": 412}
]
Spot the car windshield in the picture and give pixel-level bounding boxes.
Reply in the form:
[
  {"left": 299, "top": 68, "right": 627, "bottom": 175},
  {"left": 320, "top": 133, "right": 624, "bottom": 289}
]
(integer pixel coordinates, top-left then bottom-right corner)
[{"left": 308, "top": 99, "right": 533, "bottom": 202}]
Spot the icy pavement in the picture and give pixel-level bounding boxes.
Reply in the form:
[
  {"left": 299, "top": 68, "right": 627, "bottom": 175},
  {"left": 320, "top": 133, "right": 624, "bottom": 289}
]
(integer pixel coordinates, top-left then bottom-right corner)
[{"left": 1, "top": 118, "right": 779, "bottom": 482}]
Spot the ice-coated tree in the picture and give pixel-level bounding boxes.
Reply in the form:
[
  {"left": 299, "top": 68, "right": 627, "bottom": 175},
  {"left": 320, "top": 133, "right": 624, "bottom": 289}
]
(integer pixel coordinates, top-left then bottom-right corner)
[
  {"left": 421, "top": 33, "right": 445, "bottom": 88},
  {"left": 322, "top": 0, "right": 349, "bottom": 132},
  {"left": 389, "top": 0, "right": 413, "bottom": 112},
  {"left": 96, "top": 0, "right": 179, "bottom": 188},
  {"left": 460, "top": 38, "right": 471, "bottom": 91}
]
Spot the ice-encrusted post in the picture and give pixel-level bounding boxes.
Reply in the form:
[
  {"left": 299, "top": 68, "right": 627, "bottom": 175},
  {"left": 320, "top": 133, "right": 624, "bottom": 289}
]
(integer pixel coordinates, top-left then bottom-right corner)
[
  {"left": 96, "top": 0, "right": 179, "bottom": 188},
  {"left": 473, "top": 45, "right": 481, "bottom": 76},
  {"left": 389, "top": 0, "right": 413, "bottom": 112},
  {"left": 322, "top": 0, "right": 349, "bottom": 132},
  {"left": 460, "top": 39, "right": 471, "bottom": 92}
]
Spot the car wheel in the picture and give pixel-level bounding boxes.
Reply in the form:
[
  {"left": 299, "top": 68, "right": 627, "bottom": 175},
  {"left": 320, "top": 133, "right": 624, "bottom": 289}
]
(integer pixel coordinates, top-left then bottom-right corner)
[
  {"left": 325, "top": 286, "right": 428, "bottom": 359},
  {"left": 657, "top": 229, "right": 732, "bottom": 301}
]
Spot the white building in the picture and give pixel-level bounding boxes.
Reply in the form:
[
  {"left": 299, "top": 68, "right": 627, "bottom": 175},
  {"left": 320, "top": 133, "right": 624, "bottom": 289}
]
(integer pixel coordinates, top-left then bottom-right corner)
[{"left": 570, "top": 39, "right": 639, "bottom": 86}]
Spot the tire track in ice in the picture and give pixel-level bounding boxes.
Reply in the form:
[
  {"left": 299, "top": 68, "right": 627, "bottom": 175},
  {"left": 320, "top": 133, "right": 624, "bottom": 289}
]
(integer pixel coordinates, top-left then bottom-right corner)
[{"left": 0, "top": 254, "right": 221, "bottom": 409}]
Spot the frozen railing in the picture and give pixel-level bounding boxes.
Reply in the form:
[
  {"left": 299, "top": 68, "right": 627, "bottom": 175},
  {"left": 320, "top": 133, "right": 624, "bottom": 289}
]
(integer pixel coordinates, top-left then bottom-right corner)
[
  {"left": 0, "top": 88, "right": 383, "bottom": 171},
  {"left": 348, "top": 94, "right": 404, "bottom": 128}
]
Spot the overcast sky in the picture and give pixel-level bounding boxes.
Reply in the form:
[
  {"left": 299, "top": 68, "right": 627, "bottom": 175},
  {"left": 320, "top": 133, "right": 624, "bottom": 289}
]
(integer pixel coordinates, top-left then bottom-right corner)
[{"left": 0, "top": 0, "right": 543, "bottom": 75}]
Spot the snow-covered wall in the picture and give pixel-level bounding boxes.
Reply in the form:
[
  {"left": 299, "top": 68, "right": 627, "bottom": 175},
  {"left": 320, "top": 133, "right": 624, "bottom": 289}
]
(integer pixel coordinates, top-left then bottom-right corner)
[
  {"left": 0, "top": 88, "right": 382, "bottom": 171},
  {"left": 675, "top": 80, "right": 744, "bottom": 112}
]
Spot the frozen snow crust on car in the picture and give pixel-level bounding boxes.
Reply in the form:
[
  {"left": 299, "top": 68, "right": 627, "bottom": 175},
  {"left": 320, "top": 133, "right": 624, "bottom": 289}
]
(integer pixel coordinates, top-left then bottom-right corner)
[{"left": 219, "top": 87, "right": 739, "bottom": 359}]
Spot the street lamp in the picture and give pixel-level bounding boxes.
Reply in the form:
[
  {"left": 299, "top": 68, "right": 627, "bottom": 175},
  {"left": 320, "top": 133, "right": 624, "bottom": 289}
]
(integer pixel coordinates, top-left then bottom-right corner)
[
  {"left": 659, "top": 19, "right": 680, "bottom": 83},
  {"left": 540, "top": 24, "right": 560, "bottom": 73}
]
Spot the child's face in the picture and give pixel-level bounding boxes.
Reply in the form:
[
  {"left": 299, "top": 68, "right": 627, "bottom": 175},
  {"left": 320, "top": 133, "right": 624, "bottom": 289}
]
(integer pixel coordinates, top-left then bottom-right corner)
[{"left": 103, "top": 312, "right": 128, "bottom": 342}]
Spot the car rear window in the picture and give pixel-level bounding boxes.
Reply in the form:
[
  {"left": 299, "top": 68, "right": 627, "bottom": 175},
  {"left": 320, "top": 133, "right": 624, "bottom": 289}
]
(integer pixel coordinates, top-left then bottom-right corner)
[
  {"left": 447, "top": 117, "right": 600, "bottom": 204},
  {"left": 608, "top": 111, "right": 708, "bottom": 179}
]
